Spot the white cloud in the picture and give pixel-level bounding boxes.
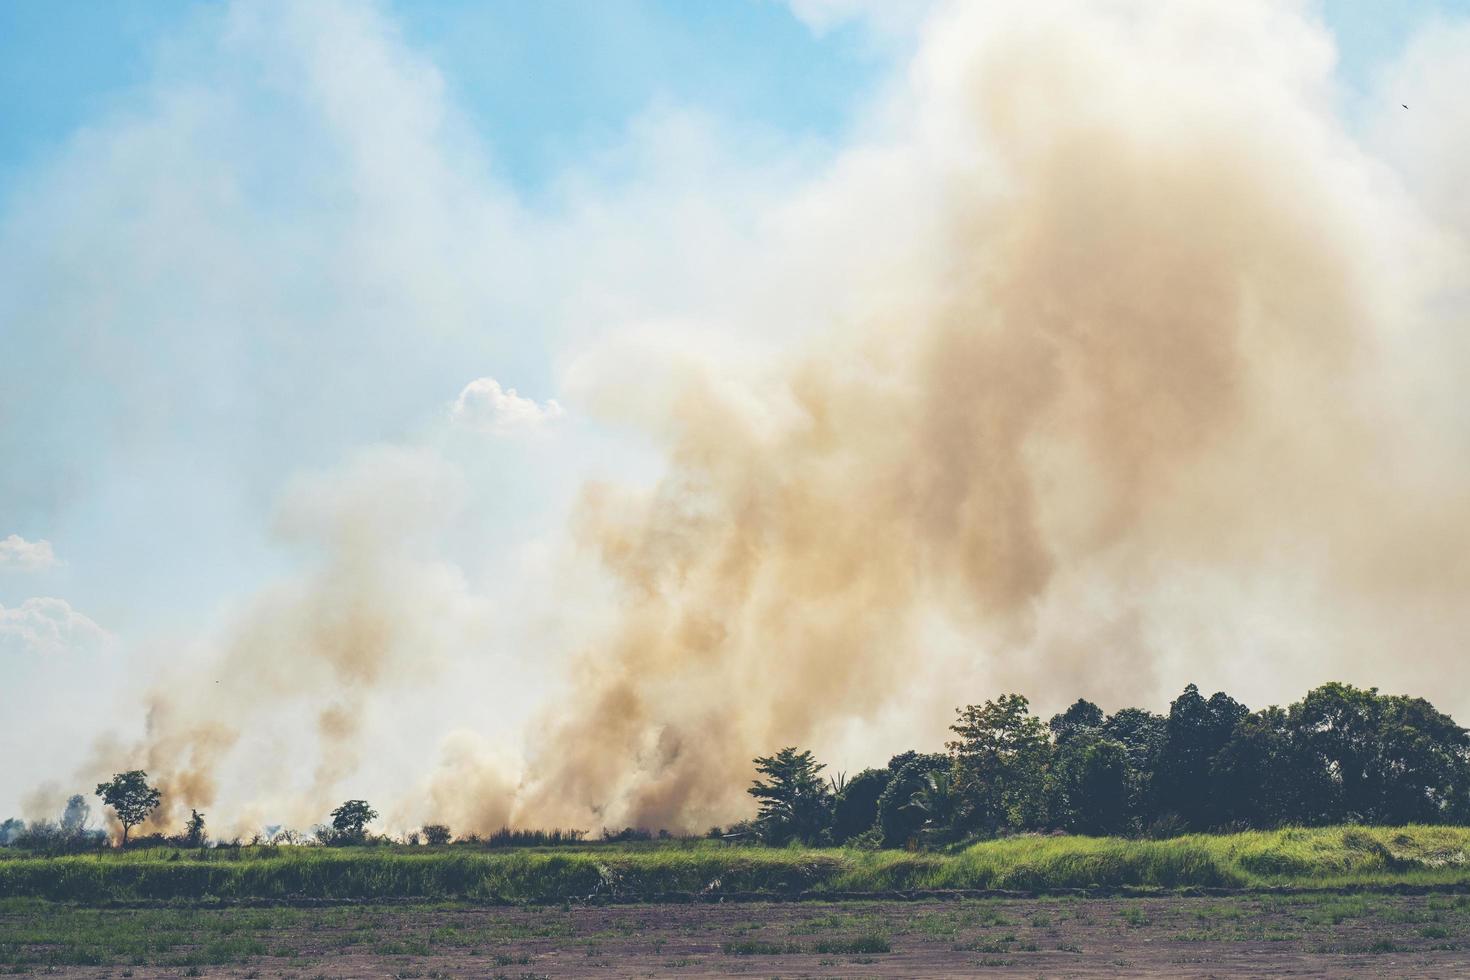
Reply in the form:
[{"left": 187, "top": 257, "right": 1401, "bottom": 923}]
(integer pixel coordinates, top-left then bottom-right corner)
[
  {"left": 450, "top": 377, "right": 564, "bottom": 434},
  {"left": 0, "top": 535, "right": 60, "bottom": 571},
  {"left": 0, "top": 598, "right": 111, "bottom": 657}
]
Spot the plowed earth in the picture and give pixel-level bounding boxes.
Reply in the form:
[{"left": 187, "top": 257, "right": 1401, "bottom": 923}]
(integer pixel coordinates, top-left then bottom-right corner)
[{"left": 4, "top": 892, "right": 1469, "bottom": 978}]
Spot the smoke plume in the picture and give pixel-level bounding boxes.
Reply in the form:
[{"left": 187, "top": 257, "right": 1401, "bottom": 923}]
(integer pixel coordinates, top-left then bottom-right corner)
[
  {"left": 511, "top": 0, "right": 1470, "bottom": 830},
  {"left": 80, "top": 0, "right": 1470, "bottom": 836},
  {"left": 90, "top": 447, "right": 492, "bottom": 834}
]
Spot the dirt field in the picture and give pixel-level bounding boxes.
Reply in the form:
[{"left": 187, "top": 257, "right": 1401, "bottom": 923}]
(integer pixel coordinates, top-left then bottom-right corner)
[{"left": 4, "top": 892, "right": 1469, "bottom": 978}]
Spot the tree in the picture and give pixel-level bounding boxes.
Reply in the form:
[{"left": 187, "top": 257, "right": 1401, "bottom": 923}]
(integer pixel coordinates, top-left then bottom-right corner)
[
  {"left": 877, "top": 753, "right": 949, "bottom": 847},
  {"left": 1375, "top": 693, "right": 1470, "bottom": 823},
  {"left": 948, "top": 694, "right": 1051, "bottom": 834},
  {"left": 1288, "top": 682, "right": 1379, "bottom": 822},
  {"left": 748, "top": 747, "right": 831, "bottom": 845},
  {"left": 329, "top": 800, "right": 378, "bottom": 843},
  {"left": 95, "top": 771, "right": 161, "bottom": 846},
  {"left": 831, "top": 768, "right": 890, "bottom": 843},
  {"left": 1049, "top": 699, "right": 1105, "bottom": 744},
  {"left": 1099, "top": 706, "right": 1167, "bottom": 823},
  {"left": 184, "top": 810, "right": 207, "bottom": 848},
  {"left": 902, "top": 769, "right": 960, "bottom": 845},
  {"left": 1152, "top": 685, "right": 1248, "bottom": 830},
  {"left": 61, "top": 794, "right": 91, "bottom": 834},
  {"left": 1209, "top": 706, "right": 1327, "bottom": 828},
  {"left": 1290, "top": 683, "right": 1470, "bottom": 824},
  {"left": 422, "top": 824, "right": 452, "bottom": 845},
  {"left": 1047, "top": 736, "right": 1132, "bottom": 835}
]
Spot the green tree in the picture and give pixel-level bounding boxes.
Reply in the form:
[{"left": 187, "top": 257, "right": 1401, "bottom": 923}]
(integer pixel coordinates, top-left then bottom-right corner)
[
  {"left": 1376, "top": 694, "right": 1470, "bottom": 822},
  {"left": 422, "top": 824, "right": 452, "bottom": 845},
  {"left": 876, "top": 753, "right": 948, "bottom": 847},
  {"left": 95, "top": 771, "right": 161, "bottom": 846},
  {"left": 1100, "top": 706, "right": 1167, "bottom": 826},
  {"left": 183, "top": 810, "right": 207, "bottom": 848},
  {"left": 1290, "top": 683, "right": 1470, "bottom": 824},
  {"left": 329, "top": 800, "right": 379, "bottom": 844},
  {"left": 1049, "top": 699, "right": 1104, "bottom": 744},
  {"left": 1209, "top": 706, "right": 1327, "bottom": 828},
  {"left": 948, "top": 694, "right": 1051, "bottom": 834},
  {"left": 1153, "top": 685, "right": 1248, "bottom": 830},
  {"left": 831, "top": 768, "right": 891, "bottom": 843},
  {"left": 1047, "top": 736, "right": 1132, "bottom": 835},
  {"left": 748, "top": 748, "right": 831, "bottom": 845},
  {"left": 902, "top": 769, "right": 961, "bottom": 845}
]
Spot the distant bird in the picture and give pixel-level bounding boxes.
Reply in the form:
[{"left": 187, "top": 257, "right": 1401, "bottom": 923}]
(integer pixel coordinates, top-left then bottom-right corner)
[{"left": 1402, "top": 104, "right": 1409, "bottom": 109}]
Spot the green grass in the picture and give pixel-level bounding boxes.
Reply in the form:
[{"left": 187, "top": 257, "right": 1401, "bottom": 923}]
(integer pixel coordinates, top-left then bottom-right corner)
[{"left": 0, "top": 825, "right": 1466, "bottom": 904}]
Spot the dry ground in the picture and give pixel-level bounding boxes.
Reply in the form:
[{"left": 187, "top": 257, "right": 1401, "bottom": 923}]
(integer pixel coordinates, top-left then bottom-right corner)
[{"left": 4, "top": 892, "right": 1470, "bottom": 978}]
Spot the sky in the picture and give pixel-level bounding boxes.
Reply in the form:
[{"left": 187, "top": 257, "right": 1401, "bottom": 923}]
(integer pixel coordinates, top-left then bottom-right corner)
[{"left": 2, "top": 0, "right": 1469, "bottom": 828}]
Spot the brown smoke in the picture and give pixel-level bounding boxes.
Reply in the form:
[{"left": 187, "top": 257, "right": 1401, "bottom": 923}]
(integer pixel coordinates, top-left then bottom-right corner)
[
  {"left": 510, "top": 1, "right": 1470, "bottom": 831},
  {"left": 83, "top": 0, "right": 1470, "bottom": 838},
  {"left": 84, "top": 446, "right": 487, "bottom": 836}
]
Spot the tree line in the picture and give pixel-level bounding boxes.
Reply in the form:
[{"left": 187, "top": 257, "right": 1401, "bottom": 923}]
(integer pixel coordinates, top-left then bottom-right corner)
[
  {"left": 3, "top": 681, "right": 1466, "bottom": 852},
  {"left": 737, "top": 682, "right": 1470, "bottom": 847}
]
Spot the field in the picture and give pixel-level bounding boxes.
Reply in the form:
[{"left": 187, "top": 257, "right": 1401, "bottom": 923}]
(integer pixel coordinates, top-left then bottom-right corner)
[
  {"left": 4, "top": 893, "right": 1470, "bottom": 977},
  {"left": 3, "top": 826, "right": 1469, "bottom": 976}
]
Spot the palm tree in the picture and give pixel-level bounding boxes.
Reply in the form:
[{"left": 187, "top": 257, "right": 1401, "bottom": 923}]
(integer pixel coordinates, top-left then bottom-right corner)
[{"left": 901, "top": 770, "right": 958, "bottom": 845}]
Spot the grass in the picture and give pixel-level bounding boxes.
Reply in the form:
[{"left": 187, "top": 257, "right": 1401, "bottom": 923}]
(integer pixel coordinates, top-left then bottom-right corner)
[{"left": 0, "top": 825, "right": 1466, "bottom": 903}]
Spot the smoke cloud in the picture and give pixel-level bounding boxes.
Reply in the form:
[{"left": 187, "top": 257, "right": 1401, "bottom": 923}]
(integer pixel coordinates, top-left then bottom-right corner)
[
  {"left": 72, "top": 0, "right": 1470, "bottom": 836},
  {"left": 510, "top": 0, "right": 1470, "bottom": 831},
  {"left": 89, "top": 446, "right": 494, "bottom": 834}
]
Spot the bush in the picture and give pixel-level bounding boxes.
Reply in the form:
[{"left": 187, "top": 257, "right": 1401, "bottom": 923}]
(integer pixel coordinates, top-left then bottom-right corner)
[
  {"left": 6, "top": 820, "right": 106, "bottom": 856},
  {"left": 422, "top": 824, "right": 451, "bottom": 846},
  {"left": 601, "top": 827, "right": 653, "bottom": 843}
]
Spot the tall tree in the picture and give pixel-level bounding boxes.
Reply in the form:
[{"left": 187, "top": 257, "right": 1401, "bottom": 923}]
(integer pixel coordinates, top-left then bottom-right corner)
[
  {"left": 1047, "top": 736, "right": 1132, "bottom": 835},
  {"left": 1210, "top": 706, "right": 1327, "bottom": 827},
  {"left": 748, "top": 748, "right": 831, "bottom": 845},
  {"left": 1375, "top": 694, "right": 1470, "bottom": 823},
  {"left": 1153, "top": 685, "right": 1248, "bottom": 830},
  {"left": 95, "top": 771, "right": 161, "bottom": 846},
  {"left": 948, "top": 694, "right": 1052, "bottom": 834},
  {"left": 1289, "top": 682, "right": 1381, "bottom": 822},
  {"left": 1049, "top": 699, "right": 1105, "bottom": 744},
  {"left": 1291, "top": 684, "right": 1470, "bottom": 824}
]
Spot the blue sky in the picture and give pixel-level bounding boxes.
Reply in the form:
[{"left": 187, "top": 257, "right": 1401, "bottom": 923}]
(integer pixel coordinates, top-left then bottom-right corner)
[
  {"left": 4, "top": 0, "right": 1465, "bottom": 200},
  {"left": 0, "top": 0, "right": 883, "bottom": 200},
  {"left": 2, "top": 0, "right": 1469, "bottom": 827}
]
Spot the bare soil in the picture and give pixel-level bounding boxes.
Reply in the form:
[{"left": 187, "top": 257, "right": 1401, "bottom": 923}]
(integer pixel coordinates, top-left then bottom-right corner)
[{"left": 7, "top": 893, "right": 1470, "bottom": 978}]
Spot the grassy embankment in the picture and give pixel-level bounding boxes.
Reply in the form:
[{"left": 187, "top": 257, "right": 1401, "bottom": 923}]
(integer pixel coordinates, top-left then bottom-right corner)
[{"left": 1, "top": 825, "right": 1466, "bottom": 904}]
